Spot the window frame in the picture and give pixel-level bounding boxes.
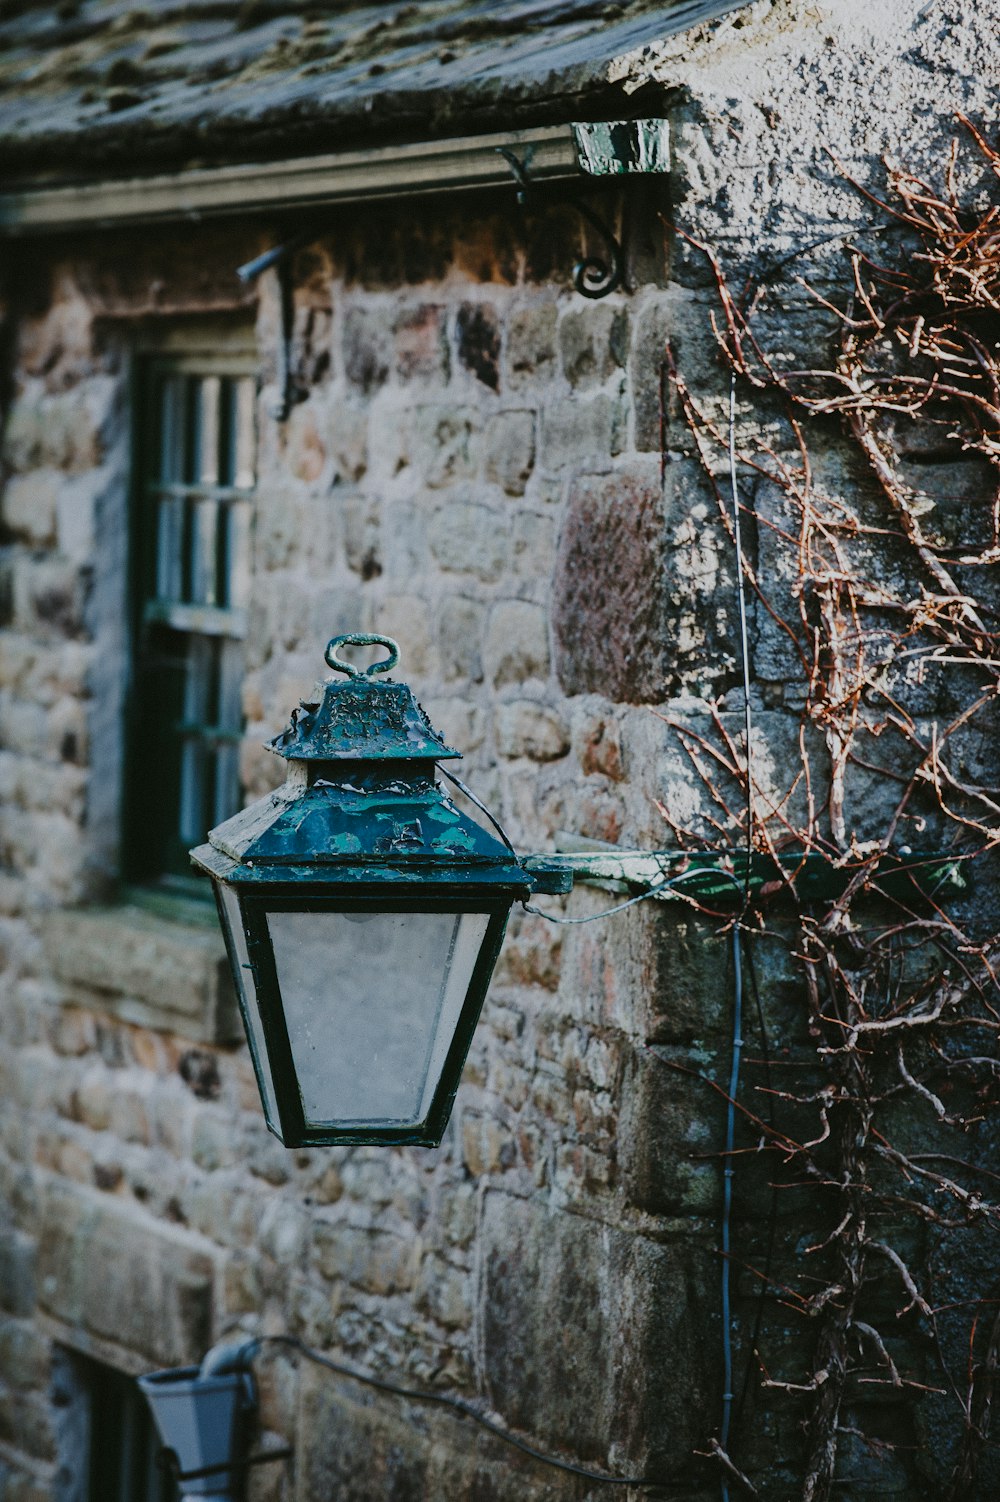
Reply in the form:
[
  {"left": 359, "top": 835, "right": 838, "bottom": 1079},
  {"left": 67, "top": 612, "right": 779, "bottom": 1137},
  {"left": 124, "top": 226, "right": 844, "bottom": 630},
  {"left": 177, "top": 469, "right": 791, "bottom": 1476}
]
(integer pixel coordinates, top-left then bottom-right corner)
[
  {"left": 122, "top": 325, "right": 258, "bottom": 899},
  {"left": 55, "top": 1346, "right": 181, "bottom": 1502}
]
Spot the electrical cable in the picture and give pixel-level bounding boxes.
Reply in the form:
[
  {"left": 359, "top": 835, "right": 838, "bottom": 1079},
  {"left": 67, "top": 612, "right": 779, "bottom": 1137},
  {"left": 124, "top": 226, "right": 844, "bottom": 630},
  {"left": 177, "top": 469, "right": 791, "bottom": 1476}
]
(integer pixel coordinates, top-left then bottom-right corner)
[
  {"left": 717, "top": 372, "right": 755, "bottom": 1502},
  {"left": 733, "top": 942, "right": 779, "bottom": 1433},
  {"left": 438, "top": 764, "right": 521, "bottom": 858},
  {"left": 249, "top": 1334, "right": 652, "bottom": 1488},
  {"left": 719, "top": 927, "right": 743, "bottom": 1499}
]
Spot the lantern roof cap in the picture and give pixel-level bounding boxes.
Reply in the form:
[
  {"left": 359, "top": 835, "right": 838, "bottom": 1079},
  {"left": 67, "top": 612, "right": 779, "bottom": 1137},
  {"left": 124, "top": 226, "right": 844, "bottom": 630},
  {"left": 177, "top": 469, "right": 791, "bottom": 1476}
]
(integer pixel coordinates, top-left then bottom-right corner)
[{"left": 268, "top": 634, "right": 460, "bottom": 764}]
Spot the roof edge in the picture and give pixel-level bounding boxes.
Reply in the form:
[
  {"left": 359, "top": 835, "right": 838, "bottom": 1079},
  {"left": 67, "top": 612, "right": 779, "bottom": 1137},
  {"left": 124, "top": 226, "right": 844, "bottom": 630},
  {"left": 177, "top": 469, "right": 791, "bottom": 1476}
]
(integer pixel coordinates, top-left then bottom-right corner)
[{"left": 0, "top": 118, "right": 670, "bottom": 236}]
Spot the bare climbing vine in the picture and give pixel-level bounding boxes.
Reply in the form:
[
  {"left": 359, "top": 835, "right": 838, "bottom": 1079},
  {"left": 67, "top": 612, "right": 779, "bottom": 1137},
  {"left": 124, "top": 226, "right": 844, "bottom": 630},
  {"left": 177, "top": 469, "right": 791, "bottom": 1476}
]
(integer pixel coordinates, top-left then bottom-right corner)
[{"left": 664, "top": 118, "right": 1000, "bottom": 1500}]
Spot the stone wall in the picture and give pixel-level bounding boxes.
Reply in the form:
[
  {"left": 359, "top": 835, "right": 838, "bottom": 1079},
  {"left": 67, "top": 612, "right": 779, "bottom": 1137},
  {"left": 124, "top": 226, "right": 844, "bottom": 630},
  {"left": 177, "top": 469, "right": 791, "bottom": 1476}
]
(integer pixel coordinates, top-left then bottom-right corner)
[{"left": 0, "top": 3, "right": 997, "bottom": 1499}]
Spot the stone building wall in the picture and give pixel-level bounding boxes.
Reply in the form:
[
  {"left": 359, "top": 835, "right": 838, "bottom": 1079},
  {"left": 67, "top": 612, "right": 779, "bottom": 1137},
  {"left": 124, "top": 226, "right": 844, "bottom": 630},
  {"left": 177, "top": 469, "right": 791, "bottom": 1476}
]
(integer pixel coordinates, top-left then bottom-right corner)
[{"left": 0, "top": 3, "right": 998, "bottom": 1499}]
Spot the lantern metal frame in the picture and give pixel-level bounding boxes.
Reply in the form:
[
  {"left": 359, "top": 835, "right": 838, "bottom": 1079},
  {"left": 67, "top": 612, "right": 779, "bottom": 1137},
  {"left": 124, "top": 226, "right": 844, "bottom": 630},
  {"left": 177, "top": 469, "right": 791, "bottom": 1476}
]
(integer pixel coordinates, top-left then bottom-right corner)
[
  {"left": 216, "top": 886, "right": 520, "bottom": 1148},
  {"left": 191, "top": 632, "right": 553, "bottom": 1149}
]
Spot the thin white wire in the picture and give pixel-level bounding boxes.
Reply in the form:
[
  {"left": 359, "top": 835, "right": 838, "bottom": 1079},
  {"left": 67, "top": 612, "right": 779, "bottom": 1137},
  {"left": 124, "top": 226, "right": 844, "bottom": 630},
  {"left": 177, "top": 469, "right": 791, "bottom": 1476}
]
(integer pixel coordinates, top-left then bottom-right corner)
[{"left": 719, "top": 372, "right": 755, "bottom": 1501}]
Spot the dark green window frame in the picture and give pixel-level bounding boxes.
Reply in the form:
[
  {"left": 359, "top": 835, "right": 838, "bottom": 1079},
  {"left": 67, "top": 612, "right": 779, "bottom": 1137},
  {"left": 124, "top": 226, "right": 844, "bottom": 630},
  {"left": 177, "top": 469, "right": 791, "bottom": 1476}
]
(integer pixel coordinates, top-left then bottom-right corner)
[
  {"left": 124, "top": 340, "right": 256, "bottom": 892},
  {"left": 79, "top": 1353, "right": 180, "bottom": 1502}
]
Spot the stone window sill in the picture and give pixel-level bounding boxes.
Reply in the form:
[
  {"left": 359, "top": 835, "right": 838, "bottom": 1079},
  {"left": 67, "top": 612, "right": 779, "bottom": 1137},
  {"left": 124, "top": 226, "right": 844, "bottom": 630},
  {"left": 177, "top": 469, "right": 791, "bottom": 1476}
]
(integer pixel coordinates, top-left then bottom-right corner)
[{"left": 43, "top": 899, "right": 241, "bottom": 1045}]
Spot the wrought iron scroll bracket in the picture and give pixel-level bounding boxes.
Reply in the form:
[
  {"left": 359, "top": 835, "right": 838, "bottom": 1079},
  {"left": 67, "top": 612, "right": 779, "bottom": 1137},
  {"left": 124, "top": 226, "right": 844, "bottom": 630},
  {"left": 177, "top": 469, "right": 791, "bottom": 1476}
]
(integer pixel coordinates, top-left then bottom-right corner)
[{"left": 495, "top": 147, "right": 624, "bottom": 300}]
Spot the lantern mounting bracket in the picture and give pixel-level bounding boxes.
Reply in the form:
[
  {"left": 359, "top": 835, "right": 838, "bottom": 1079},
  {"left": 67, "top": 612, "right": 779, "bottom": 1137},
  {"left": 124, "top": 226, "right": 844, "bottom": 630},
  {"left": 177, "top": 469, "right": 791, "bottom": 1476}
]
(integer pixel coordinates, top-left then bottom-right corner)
[{"left": 521, "top": 833, "right": 971, "bottom": 907}]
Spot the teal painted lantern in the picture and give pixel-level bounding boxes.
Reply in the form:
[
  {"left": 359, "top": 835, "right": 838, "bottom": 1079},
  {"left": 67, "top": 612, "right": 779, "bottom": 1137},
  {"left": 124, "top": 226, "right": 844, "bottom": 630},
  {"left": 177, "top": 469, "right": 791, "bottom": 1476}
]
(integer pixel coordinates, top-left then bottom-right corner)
[{"left": 191, "top": 634, "right": 537, "bottom": 1149}]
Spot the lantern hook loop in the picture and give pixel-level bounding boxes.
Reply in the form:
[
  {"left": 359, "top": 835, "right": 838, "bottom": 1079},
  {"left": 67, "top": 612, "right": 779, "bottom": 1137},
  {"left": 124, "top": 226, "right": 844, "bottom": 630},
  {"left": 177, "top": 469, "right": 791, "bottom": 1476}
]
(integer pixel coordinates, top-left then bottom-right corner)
[{"left": 325, "top": 633, "right": 400, "bottom": 678}]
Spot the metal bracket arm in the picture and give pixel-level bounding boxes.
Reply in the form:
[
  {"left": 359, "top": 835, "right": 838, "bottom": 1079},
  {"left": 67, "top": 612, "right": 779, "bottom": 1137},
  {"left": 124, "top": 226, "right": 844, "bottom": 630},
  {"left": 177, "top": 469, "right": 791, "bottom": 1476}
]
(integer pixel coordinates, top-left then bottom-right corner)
[
  {"left": 522, "top": 838, "right": 971, "bottom": 905},
  {"left": 158, "top": 1444, "right": 293, "bottom": 1482}
]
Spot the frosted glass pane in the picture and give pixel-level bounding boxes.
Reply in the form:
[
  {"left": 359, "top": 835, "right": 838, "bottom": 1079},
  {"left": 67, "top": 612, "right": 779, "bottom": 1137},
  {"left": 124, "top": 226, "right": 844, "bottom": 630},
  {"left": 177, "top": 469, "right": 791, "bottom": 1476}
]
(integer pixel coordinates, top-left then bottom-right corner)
[
  {"left": 218, "top": 884, "right": 279, "bottom": 1128},
  {"left": 267, "top": 910, "right": 491, "bottom": 1128}
]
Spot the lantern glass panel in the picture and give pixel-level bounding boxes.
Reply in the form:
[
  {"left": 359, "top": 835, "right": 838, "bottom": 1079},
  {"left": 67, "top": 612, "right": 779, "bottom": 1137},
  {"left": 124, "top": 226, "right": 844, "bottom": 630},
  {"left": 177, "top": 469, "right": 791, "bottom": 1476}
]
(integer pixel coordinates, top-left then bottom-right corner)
[
  {"left": 265, "top": 908, "right": 491, "bottom": 1129},
  {"left": 217, "top": 883, "right": 280, "bottom": 1129}
]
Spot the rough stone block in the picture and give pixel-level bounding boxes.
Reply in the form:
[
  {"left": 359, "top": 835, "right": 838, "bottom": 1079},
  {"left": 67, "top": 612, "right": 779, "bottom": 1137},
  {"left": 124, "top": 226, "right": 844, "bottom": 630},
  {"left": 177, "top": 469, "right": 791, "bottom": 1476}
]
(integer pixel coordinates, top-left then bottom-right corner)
[
  {"left": 437, "top": 595, "right": 484, "bottom": 683},
  {"left": 296, "top": 1371, "right": 431, "bottom": 1502},
  {"left": 505, "top": 303, "right": 557, "bottom": 388},
  {"left": 414, "top": 1256, "right": 470, "bottom": 1330},
  {"left": 495, "top": 701, "right": 569, "bottom": 762},
  {"left": 428, "top": 500, "right": 505, "bottom": 581},
  {"left": 558, "top": 305, "right": 629, "bottom": 388},
  {"left": 327, "top": 397, "right": 369, "bottom": 483},
  {"left": 478, "top": 1190, "right": 712, "bottom": 1471},
  {"left": 413, "top": 406, "right": 480, "bottom": 489},
  {"left": 421, "top": 698, "right": 485, "bottom": 754},
  {"left": 539, "top": 392, "right": 621, "bottom": 471},
  {"left": 1, "top": 472, "right": 59, "bottom": 547},
  {"left": 342, "top": 306, "right": 392, "bottom": 394},
  {"left": 460, "top": 1112, "right": 515, "bottom": 1176},
  {"left": 573, "top": 708, "right": 625, "bottom": 782},
  {"left": 284, "top": 399, "right": 328, "bottom": 485},
  {"left": 455, "top": 302, "right": 500, "bottom": 391},
  {"left": 37, "top": 1183, "right": 217, "bottom": 1365},
  {"left": 2, "top": 381, "right": 115, "bottom": 475},
  {"left": 393, "top": 303, "right": 449, "bottom": 383},
  {"left": 312, "top": 1224, "right": 417, "bottom": 1295},
  {"left": 0, "top": 1231, "right": 36, "bottom": 1317},
  {"left": 339, "top": 494, "right": 379, "bottom": 584},
  {"left": 43, "top": 905, "right": 241, "bottom": 1045},
  {"left": 619, "top": 1045, "right": 723, "bottom": 1217},
  {"left": 552, "top": 466, "right": 668, "bottom": 702},
  {"left": 494, "top": 915, "right": 562, "bottom": 991},
  {"left": 482, "top": 409, "right": 536, "bottom": 496},
  {"left": 510, "top": 509, "right": 557, "bottom": 577},
  {"left": 631, "top": 293, "right": 675, "bottom": 453},
  {"left": 0, "top": 1316, "right": 47, "bottom": 1392},
  {"left": 752, "top": 475, "right": 804, "bottom": 684},
  {"left": 55, "top": 469, "right": 103, "bottom": 565},
  {"left": 483, "top": 600, "right": 549, "bottom": 688},
  {"left": 11, "top": 557, "right": 84, "bottom": 640},
  {"left": 374, "top": 594, "right": 434, "bottom": 676}
]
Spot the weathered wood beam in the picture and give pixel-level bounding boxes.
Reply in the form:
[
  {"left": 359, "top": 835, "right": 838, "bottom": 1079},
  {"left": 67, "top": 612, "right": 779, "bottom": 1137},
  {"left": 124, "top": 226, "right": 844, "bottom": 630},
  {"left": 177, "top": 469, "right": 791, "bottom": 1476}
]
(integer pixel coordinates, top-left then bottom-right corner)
[{"left": 0, "top": 120, "right": 669, "bottom": 235}]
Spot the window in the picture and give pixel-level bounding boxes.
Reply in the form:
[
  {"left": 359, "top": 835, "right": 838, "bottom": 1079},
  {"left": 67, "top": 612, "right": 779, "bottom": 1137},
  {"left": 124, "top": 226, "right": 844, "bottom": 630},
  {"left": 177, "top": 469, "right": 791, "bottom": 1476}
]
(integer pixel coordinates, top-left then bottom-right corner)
[
  {"left": 124, "top": 345, "right": 256, "bottom": 889},
  {"left": 54, "top": 1351, "right": 180, "bottom": 1502}
]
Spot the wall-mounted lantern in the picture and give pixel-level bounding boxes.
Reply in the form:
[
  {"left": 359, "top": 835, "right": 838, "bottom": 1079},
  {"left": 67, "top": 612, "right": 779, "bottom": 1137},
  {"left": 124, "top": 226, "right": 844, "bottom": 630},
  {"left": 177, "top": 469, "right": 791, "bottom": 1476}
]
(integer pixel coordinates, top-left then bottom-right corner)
[
  {"left": 138, "top": 1342, "right": 256, "bottom": 1500},
  {"left": 192, "top": 630, "right": 970, "bottom": 1152},
  {"left": 190, "top": 634, "right": 557, "bottom": 1149}
]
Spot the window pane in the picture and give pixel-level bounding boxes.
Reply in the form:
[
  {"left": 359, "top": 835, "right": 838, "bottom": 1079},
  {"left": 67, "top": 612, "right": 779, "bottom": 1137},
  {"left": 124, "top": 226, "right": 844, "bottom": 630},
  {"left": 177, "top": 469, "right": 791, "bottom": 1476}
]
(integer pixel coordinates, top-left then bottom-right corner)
[
  {"left": 82, "top": 1354, "right": 180, "bottom": 1502},
  {"left": 232, "top": 378, "right": 256, "bottom": 489},
  {"left": 266, "top": 910, "right": 490, "bottom": 1128},
  {"left": 128, "top": 354, "right": 254, "bottom": 885},
  {"left": 225, "top": 499, "right": 252, "bottom": 610},
  {"left": 219, "top": 883, "right": 280, "bottom": 1129},
  {"left": 159, "top": 376, "right": 184, "bottom": 484},
  {"left": 195, "top": 376, "right": 221, "bottom": 485},
  {"left": 155, "top": 378, "right": 185, "bottom": 601},
  {"left": 190, "top": 497, "right": 219, "bottom": 605}
]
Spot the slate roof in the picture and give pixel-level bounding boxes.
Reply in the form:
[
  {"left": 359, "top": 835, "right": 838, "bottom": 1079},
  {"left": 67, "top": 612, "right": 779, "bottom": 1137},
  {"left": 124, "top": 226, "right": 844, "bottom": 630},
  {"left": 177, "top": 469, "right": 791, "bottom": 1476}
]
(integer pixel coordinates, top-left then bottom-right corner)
[{"left": 0, "top": 0, "right": 747, "bottom": 184}]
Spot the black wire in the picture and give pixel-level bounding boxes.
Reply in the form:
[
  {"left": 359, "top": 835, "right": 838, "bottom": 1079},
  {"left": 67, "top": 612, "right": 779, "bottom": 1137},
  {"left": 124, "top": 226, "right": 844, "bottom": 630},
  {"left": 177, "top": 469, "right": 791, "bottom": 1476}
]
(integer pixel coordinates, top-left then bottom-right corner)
[
  {"left": 732, "top": 942, "right": 779, "bottom": 1435},
  {"left": 438, "top": 764, "right": 521, "bottom": 859},
  {"left": 250, "top": 1334, "right": 653, "bottom": 1488}
]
